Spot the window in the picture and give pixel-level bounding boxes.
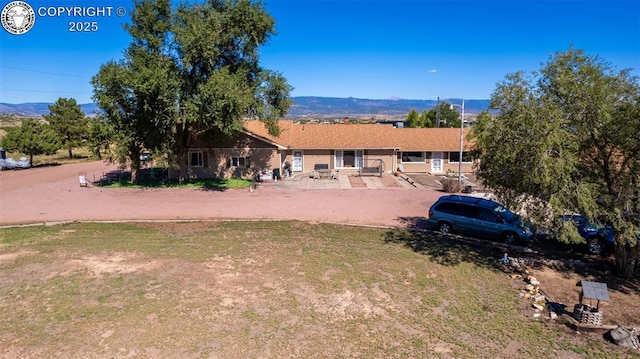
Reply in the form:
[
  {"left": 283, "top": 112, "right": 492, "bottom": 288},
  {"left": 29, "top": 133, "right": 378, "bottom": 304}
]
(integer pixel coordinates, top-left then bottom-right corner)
[
  {"left": 189, "top": 151, "right": 204, "bottom": 167},
  {"left": 230, "top": 156, "right": 248, "bottom": 168},
  {"left": 476, "top": 208, "right": 499, "bottom": 223},
  {"left": 401, "top": 151, "right": 424, "bottom": 163},
  {"left": 335, "top": 150, "right": 363, "bottom": 168},
  {"left": 448, "top": 151, "right": 473, "bottom": 163},
  {"left": 435, "top": 202, "right": 475, "bottom": 218}
]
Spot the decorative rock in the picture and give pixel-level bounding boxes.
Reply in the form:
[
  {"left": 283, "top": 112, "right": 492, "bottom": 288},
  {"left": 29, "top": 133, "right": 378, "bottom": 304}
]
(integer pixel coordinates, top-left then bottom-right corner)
[
  {"left": 528, "top": 276, "right": 540, "bottom": 286},
  {"left": 532, "top": 303, "right": 545, "bottom": 311},
  {"left": 532, "top": 294, "right": 546, "bottom": 303},
  {"left": 608, "top": 326, "right": 640, "bottom": 350}
]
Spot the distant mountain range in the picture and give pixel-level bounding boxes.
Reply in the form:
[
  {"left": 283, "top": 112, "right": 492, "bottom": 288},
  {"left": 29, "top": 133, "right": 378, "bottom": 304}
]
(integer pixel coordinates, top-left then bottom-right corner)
[
  {"left": 289, "top": 97, "right": 490, "bottom": 118},
  {"left": 0, "top": 97, "right": 491, "bottom": 118},
  {"left": 0, "top": 102, "right": 100, "bottom": 117}
]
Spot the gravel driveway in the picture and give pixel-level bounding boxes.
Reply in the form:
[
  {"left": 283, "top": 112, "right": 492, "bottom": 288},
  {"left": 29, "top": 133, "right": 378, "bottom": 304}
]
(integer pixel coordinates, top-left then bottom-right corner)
[{"left": 0, "top": 161, "right": 443, "bottom": 228}]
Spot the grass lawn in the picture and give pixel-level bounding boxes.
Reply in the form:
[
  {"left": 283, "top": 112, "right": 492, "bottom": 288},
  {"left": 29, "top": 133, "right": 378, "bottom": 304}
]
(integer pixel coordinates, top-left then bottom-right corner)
[
  {"left": 0, "top": 221, "right": 636, "bottom": 358},
  {"left": 99, "top": 170, "right": 253, "bottom": 189}
]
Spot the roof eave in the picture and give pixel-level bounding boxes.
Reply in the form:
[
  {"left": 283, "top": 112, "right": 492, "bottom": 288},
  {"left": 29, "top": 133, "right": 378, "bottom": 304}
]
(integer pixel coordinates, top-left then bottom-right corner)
[{"left": 241, "top": 130, "right": 288, "bottom": 150}]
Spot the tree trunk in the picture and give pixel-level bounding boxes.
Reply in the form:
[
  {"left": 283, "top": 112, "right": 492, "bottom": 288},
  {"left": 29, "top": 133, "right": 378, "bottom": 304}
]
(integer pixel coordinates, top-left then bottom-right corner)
[
  {"left": 129, "top": 145, "right": 141, "bottom": 184},
  {"left": 614, "top": 234, "right": 639, "bottom": 278},
  {"left": 175, "top": 122, "right": 190, "bottom": 183},
  {"left": 68, "top": 148, "right": 73, "bottom": 159},
  {"left": 178, "top": 151, "right": 189, "bottom": 183}
]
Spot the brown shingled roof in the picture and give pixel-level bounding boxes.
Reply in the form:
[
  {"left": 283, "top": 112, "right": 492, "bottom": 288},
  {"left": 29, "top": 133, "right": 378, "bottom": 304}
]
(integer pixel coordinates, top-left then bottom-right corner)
[{"left": 243, "top": 120, "right": 473, "bottom": 151}]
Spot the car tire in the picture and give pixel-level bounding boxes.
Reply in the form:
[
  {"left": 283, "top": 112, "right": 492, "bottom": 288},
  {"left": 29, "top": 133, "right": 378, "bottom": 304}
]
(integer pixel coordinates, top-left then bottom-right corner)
[
  {"left": 438, "top": 222, "right": 452, "bottom": 235},
  {"left": 587, "top": 237, "right": 603, "bottom": 255},
  {"left": 503, "top": 232, "right": 518, "bottom": 245}
]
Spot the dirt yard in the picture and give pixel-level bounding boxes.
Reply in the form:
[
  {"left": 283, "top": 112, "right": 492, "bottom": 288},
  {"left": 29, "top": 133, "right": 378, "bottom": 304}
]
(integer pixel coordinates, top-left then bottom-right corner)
[{"left": 1, "top": 161, "right": 639, "bottom": 347}]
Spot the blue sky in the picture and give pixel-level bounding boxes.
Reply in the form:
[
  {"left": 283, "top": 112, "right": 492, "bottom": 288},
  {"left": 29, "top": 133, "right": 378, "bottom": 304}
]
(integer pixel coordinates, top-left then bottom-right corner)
[{"left": 1, "top": 0, "right": 638, "bottom": 104}]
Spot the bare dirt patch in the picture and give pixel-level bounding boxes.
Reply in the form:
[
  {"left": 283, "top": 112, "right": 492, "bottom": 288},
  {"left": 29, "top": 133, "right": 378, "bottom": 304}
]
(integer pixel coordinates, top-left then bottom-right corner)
[
  {"left": 347, "top": 174, "right": 367, "bottom": 188},
  {"left": 528, "top": 265, "right": 640, "bottom": 327},
  {"left": 379, "top": 173, "right": 402, "bottom": 188},
  {"left": 66, "top": 254, "right": 163, "bottom": 278},
  {"left": 1, "top": 161, "right": 639, "bottom": 357},
  {"left": 0, "top": 250, "right": 38, "bottom": 263},
  {"left": 2, "top": 221, "right": 640, "bottom": 358}
]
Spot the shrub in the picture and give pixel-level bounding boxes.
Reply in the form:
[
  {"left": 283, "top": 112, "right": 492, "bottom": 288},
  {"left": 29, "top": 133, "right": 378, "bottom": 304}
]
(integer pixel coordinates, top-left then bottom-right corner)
[{"left": 440, "top": 177, "right": 463, "bottom": 193}]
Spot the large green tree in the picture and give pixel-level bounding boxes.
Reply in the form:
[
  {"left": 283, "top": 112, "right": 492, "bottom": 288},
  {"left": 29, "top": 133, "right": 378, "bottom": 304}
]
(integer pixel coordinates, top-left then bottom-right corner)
[
  {"left": 43, "top": 98, "right": 87, "bottom": 159},
  {"left": 1, "top": 119, "right": 60, "bottom": 164},
  {"left": 86, "top": 115, "right": 115, "bottom": 160},
  {"left": 406, "top": 109, "right": 434, "bottom": 128},
  {"left": 171, "top": 0, "right": 292, "bottom": 181},
  {"left": 406, "top": 102, "right": 462, "bottom": 128},
  {"left": 430, "top": 102, "right": 461, "bottom": 128},
  {"left": 92, "top": 0, "right": 178, "bottom": 183},
  {"left": 419, "top": 110, "right": 433, "bottom": 128},
  {"left": 405, "top": 109, "right": 420, "bottom": 127},
  {"left": 471, "top": 48, "right": 640, "bottom": 278},
  {"left": 92, "top": 0, "right": 292, "bottom": 183}
]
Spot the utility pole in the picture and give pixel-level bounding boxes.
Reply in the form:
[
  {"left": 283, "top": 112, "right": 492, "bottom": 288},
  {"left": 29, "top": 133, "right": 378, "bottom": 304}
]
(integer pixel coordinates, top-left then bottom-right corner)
[{"left": 436, "top": 96, "right": 440, "bottom": 127}]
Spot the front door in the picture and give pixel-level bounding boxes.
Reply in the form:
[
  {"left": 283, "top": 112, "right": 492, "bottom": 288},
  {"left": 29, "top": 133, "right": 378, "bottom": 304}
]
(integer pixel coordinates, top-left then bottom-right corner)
[
  {"left": 292, "top": 151, "right": 303, "bottom": 172},
  {"left": 431, "top": 152, "right": 443, "bottom": 173}
]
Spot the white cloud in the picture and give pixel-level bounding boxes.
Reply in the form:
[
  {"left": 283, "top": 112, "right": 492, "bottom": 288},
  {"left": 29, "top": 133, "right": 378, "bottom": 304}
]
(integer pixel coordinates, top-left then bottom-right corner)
[{"left": 428, "top": 69, "right": 437, "bottom": 73}]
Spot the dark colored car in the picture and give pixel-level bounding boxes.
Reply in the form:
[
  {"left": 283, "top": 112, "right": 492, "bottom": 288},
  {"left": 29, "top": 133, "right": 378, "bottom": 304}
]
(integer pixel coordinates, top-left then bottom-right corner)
[
  {"left": 561, "top": 215, "right": 615, "bottom": 255},
  {"left": 426, "top": 195, "right": 534, "bottom": 244},
  {"left": 542, "top": 214, "right": 639, "bottom": 255}
]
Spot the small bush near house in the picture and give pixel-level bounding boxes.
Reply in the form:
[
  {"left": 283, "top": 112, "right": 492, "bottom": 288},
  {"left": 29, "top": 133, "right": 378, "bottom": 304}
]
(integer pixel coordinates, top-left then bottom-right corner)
[{"left": 441, "top": 177, "right": 464, "bottom": 193}]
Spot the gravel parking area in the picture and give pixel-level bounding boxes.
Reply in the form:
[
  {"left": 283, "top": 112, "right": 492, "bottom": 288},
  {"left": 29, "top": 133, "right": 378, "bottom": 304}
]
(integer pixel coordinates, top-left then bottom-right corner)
[{"left": 0, "top": 161, "right": 443, "bottom": 228}]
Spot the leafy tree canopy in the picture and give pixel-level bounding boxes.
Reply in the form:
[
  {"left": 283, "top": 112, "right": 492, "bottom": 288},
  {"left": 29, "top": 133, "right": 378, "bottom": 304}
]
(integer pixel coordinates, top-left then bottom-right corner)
[
  {"left": 43, "top": 97, "right": 87, "bottom": 159},
  {"left": 471, "top": 47, "right": 640, "bottom": 277},
  {"left": 1, "top": 119, "right": 61, "bottom": 164},
  {"left": 404, "top": 102, "right": 462, "bottom": 128},
  {"left": 406, "top": 109, "right": 420, "bottom": 128},
  {"left": 92, "top": 0, "right": 292, "bottom": 183},
  {"left": 86, "top": 116, "right": 115, "bottom": 160}
]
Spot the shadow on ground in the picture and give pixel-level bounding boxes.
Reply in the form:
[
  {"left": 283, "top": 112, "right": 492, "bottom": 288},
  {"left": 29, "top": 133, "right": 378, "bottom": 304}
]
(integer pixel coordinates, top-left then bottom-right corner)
[
  {"left": 92, "top": 169, "right": 239, "bottom": 191},
  {"left": 31, "top": 163, "right": 62, "bottom": 169},
  {"left": 386, "top": 216, "right": 639, "bottom": 294}
]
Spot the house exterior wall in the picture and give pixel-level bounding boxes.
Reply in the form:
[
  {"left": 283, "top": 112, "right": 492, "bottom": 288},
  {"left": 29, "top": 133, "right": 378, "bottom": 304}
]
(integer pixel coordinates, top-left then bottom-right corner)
[
  {"left": 180, "top": 148, "right": 216, "bottom": 179},
  {"left": 177, "top": 148, "right": 474, "bottom": 179},
  {"left": 211, "top": 147, "right": 280, "bottom": 178},
  {"left": 398, "top": 151, "right": 430, "bottom": 173},
  {"left": 397, "top": 151, "right": 474, "bottom": 174},
  {"left": 363, "top": 149, "right": 395, "bottom": 174},
  {"left": 282, "top": 149, "right": 332, "bottom": 172},
  {"left": 172, "top": 125, "right": 477, "bottom": 179},
  {"left": 281, "top": 149, "right": 397, "bottom": 175},
  {"left": 442, "top": 156, "right": 474, "bottom": 173},
  {"left": 170, "top": 132, "right": 282, "bottom": 180}
]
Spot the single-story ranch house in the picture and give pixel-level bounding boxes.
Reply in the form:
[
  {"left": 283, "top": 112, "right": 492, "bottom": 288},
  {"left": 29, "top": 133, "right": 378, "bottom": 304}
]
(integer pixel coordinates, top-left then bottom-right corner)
[{"left": 173, "top": 120, "right": 474, "bottom": 179}]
